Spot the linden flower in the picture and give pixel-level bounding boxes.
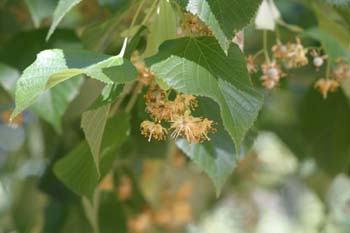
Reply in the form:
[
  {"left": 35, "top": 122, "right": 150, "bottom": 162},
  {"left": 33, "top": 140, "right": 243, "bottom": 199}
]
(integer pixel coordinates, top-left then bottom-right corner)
[
  {"left": 314, "top": 79, "right": 340, "bottom": 99},
  {"left": 260, "top": 61, "right": 285, "bottom": 90},
  {"left": 311, "top": 50, "right": 328, "bottom": 71},
  {"left": 170, "top": 111, "right": 214, "bottom": 144},
  {"left": 272, "top": 42, "right": 289, "bottom": 59},
  {"left": 246, "top": 55, "right": 257, "bottom": 74},
  {"left": 284, "top": 38, "right": 309, "bottom": 68},
  {"left": 145, "top": 86, "right": 173, "bottom": 121},
  {"left": 172, "top": 94, "right": 198, "bottom": 115},
  {"left": 332, "top": 58, "right": 350, "bottom": 81},
  {"left": 140, "top": 121, "right": 167, "bottom": 141}
]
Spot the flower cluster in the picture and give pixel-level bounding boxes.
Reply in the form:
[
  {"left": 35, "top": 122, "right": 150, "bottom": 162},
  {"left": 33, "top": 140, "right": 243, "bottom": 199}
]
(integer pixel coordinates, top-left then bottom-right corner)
[
  {"left": 314, "top": 58, "right": 350, "bottom": 99},
  {"left": 272, "top": 38, "right": 309, "bottom": 68},
  {"left": 140, "top": 84, "right": 215, "bottom": 144},
  {"left": 247, "top": 36, "right": 350, "bottom": 98}
]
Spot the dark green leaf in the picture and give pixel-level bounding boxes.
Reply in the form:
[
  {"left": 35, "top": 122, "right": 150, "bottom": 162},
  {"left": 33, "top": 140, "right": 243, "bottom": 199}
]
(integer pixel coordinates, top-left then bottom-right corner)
[
  {"left": 54, "top": 114, "right": 130, "bottom": 197},
  {"left": 300, "top": 89, "right": 350, "bottom": 175},
  {"left": 99, "top": 192, "right": 127, "bottom": 233}
]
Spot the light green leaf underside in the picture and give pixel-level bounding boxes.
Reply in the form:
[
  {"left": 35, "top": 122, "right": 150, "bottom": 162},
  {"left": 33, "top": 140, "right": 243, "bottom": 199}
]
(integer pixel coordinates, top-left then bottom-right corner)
[
  {"left": 151, "top": 56, "right": 262, "bottom": 151},
  {"left": 186, "top": 0, "right": 229, "bottom": 52},
  {"left": 176, "top": 98, "right": 256, "bottom": 194},
  {"left": 81, "top": 104, "right": 111, "bottom": 177},
  {"left": 11, "top": 49, "right": 133, "bottom": 123},
  {"left": 46, "top": 0, "right": 83, "bottom": 40},
  {"left": 0, "top": 62, "right": 82, "bottom": 132}
]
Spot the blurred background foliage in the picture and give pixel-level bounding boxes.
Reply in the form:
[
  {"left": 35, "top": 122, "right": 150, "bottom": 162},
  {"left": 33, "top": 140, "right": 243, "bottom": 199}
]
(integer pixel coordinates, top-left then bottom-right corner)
[{"left": 0, "top": 0, "right": 350, "bottom": 232}]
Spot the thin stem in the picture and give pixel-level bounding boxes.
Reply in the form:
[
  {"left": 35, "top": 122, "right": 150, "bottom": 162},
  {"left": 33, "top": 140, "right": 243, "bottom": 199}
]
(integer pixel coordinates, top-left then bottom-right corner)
[
  {"left": 263, "top": 30, "right": 271, "bottom": 64},
  {"left": 130, "top": 0, "right": 147, "bottom": 29},
  {"left": 326, "top": 60, "right": 331, "bottom": 80},
  {"left": 253, "top": 49, "right": 264, "bottom": 60},
  {"left": 141, "top": 0, "right": 159, "bottom": 25},
  {"left": 82, "top": 189, "right": 101, "bottom": 233},
  {"left": 125, "top": 82, "right": 144, "bottom": 113},
  {"left": 276, "top": 19, "right": 304, "bottom": 33}
]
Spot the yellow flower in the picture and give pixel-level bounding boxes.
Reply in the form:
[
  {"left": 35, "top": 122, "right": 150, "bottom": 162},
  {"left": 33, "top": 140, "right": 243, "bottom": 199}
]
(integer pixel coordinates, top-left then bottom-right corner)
[
  {"left": 314, "top": 79, "right": 340, "bottom": 99},
  {"left": 140, "top": 121, "right": 167, "bottom": 141},
  {"left": 284, "top": 38, "right": 309, "bottom": 68},
  {"left": 272, "top": 42, "right": 289, "bottom": 59},
  {"left": 170, "top": 111, "right": 215, "bottom": 144}
]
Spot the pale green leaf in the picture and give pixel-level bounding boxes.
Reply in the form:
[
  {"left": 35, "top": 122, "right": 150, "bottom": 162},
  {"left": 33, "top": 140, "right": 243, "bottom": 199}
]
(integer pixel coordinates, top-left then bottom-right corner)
[
  {"left": 151, "top": 55, "right": 262, "bottom": 152},
  {"left": 144, "top": 0, "right": 177, "bottom": 57},
  {"left": 0, "top": 61, "right": 83, "bottom": 132},
  {"left": 46, "top": 0, "right": 83, "bottom": 40},
  {"left": 81, "top": 104, "right": 111, "bottom": 177}
]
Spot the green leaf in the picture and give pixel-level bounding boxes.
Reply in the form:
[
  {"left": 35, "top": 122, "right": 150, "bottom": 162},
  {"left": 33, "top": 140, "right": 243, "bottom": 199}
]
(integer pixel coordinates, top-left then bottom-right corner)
[
  {"left": 179, "top": 0, "right": 262, "bottom": 40},
  {"left": 54, "top": 141, "right": 99, "bottom": 198},
  {"left": 0, "top": 61, "right": 82, "bottom": 132},
  {"left": 177, "top": 98, "right": 256, "bottom": 194},
  {"left": 143, "top": 0, "right": 177, "bottom": 57},
  {"left": 151, "top": 55, "right": 262, "bottom": 152},
  {"left": 311, "top": 1, "right": 350, "bottom": 50},
  {"left": 32, "top": 77, "right": 83, "bottom": 132},
  {"left": 54, "top": 114, "right": 131, "bottom": 197},
  {"left": 185, "top": 0, "right": 230, "bottom": 52},
  {"left": 147, "top": 37, "right": 263, "bottom": 150},
  {"left": 10, "top": 49, "right": 136, "bottom": 125},
  {"left": 304, "top": 28, "right": 350, "bottom": 64},
  {"left": 300, "top": 89, "right": 350, "bottom": 175},
  {"left": 206, "top": 0, "right": 262, "bottom": 38},
  {"left": 98, "top": 192, "right": 127, "bottom": 233},
  {"left": 81, "top": 104, "right": 111, "bottom": 177},
  {"left": 46, "top": 0, "right": 83, "bottom": 40}
]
